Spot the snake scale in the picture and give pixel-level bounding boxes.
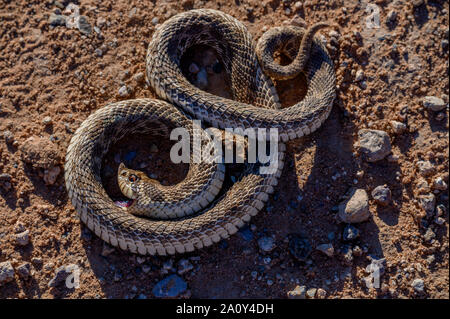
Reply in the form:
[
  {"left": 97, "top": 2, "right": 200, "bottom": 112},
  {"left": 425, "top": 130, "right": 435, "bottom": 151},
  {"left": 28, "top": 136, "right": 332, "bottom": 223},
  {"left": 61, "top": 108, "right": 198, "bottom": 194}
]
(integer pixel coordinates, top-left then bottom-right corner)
[{"left": 64, "top": 9, "right": 336, "bottom": 255}]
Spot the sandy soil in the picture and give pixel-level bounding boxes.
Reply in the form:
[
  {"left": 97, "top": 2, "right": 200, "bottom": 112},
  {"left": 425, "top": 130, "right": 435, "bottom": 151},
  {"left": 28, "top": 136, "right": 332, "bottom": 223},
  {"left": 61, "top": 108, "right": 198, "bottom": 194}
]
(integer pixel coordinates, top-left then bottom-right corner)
[{"left": 0, "top": 0, "right": 448, "bottom": 299}]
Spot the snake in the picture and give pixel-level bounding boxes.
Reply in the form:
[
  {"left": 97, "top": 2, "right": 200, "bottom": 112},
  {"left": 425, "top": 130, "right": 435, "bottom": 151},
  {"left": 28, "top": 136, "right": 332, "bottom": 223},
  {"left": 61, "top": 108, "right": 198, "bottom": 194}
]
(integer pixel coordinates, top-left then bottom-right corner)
[{"left": 64, "top": 9, "right": 336, "bottom": 255}]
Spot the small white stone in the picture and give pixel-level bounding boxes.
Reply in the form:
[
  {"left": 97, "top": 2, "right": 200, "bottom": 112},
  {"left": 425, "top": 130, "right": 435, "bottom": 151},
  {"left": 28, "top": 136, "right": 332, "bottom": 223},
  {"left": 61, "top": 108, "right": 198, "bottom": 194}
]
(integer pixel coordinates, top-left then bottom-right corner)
[
  {"left": 432, "top": 176, "right": 447, "bottom": 191},
  {"left": 118, "top": 85, "right": 129, "bottom": 97},
  {"left": 355, "top": 69, "right": 364, "bottom": 81},
  {"left": 390, "top": 120, "right": 407, "bottom": 134},
  {"left": 416, "top": 160, "right": 434, "bottom": 176}
]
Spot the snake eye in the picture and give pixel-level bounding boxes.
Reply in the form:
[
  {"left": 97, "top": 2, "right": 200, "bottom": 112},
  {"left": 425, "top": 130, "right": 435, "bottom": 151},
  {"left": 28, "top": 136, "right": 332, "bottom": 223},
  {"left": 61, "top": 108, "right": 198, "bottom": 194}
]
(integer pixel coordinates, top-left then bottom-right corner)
[{"left": 128, "top": 174, "right": 138, "bottom": 183}]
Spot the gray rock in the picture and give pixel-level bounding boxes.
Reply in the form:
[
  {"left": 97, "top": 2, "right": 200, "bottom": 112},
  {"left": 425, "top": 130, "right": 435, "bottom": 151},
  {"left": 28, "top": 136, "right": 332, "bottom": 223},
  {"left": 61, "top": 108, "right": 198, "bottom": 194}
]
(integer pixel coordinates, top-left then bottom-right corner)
[
  {"left": 258, "top": 236, "right": 276, "bottom": 252},
  {"left": 411, "top": 278, "right": 425, "bottom": 292},
  {"left": 3, "top": 130, "right": 14, "bottom": 144},
  {"left": 390, "top": 120, "right": 407, "bottom": 134},
  {"left": 423, "top": 228, "right": 436, "bottom": 242},
  {"left": 338, "top": 189, "right": 370, "bottom": 223},
  {"left": 357, "top": 129, "right": 392, "bottom": 162},
  {"left": 42, "top": 116, "right": 53, "bottom": 126},
  {"left": 17, "top": 262, "right": 31, "bottom": 279},
  {"left": 423, "top": 96, "right": 446, "bottom": 112},
  {"left": 118, "top": 85, "right": 129, "bottom": 97},
  {"left": 418, "top": 194, "right": 436, "bottom": 217},
  {"left": 15, "top": 230, "right": 30, "bottom": 246},
  {"left": 343, "top": 224, "right": 360, "bottom": 241},
  {"left": 151, "top": 17, "right": 159, "bottom": 25},
  {"left": 306, "top": 288, "right": 317, "bottom": 298},
  {"left": 316, "top": 288, "right": 327, "bottom": 299},
  {"left": 355, "top": 69, "right": 364, "bottom": 81},
  {"left": 152, "top": 274, "right": 187, "bottom": 298},
  {"left": 371, "top": 185, "right": 391, "bottom": 206},
  {"left": 432, "top": 177, "right": 447, "bottom": 191},
  {"left": 77, "top": 16, "right": 92, "bottom": 35},
  {"left": 287, "top": 285, "right": 306, "bottom": 299},
  {"left": 417, "top": 160, "right": 435, "bottom": 176},
  {"left": 49, "top": 13, "right": 67, "bottom": 26},
  {"left": 316, "top": 243, "right": 334, "bottom": 257},
  {"left": 0, "top": 261, "right": 15, "bottom": 285}
]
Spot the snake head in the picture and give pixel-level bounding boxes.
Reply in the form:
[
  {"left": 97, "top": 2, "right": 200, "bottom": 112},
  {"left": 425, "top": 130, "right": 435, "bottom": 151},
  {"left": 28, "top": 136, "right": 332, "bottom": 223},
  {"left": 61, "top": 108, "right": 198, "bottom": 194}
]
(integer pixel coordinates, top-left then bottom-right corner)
[{"left": 117, "top": 162, "right": 143, "bottom": 200}]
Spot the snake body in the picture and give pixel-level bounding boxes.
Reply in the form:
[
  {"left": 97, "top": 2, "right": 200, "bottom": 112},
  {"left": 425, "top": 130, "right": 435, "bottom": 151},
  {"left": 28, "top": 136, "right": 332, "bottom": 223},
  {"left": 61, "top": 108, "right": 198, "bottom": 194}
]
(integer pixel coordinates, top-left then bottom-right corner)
[{"left": 64, "top": 9, "right": 336, "bottom": 255}]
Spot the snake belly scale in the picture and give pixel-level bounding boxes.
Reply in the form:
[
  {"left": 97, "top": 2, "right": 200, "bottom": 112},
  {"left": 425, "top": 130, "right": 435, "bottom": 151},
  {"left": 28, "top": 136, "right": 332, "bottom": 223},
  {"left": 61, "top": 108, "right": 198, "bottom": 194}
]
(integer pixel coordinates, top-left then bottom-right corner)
[{"left": 64, "top": 9, "right": 336, "bottom": 255}]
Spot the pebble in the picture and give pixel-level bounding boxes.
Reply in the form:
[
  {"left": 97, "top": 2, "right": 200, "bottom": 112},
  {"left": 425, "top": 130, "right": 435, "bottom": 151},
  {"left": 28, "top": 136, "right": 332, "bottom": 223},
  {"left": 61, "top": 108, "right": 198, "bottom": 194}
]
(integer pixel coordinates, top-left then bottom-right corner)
[
  {"left": 177, "top": 259, "right": 193, "bottom": 275},
  {"left": 294, "top": 1, "right": 302, "bottom": 10},
  {"left": 423, "top": 96, "right": 446, "bottom": 112},
  {"left": 20, "top": 136, "right": 61, "bottom": 169},
  {"left": 151, "top": 17, "right": 159, "bottom": 25},
  {"left": 49, "top": 13, "right": 66, "bottom": 26},
  {"left": 432, "top": 176, "right": 447, "bottom": 191},
  {"left": 287, "top": 285, "right": 306, "bottom": 299},
  {"left": 3, "top": 130, "right": 14, "bottom": 144},
  {"left": 118, "top": 85, "right": 129, "bottom": 97},
  {"left": 288, "top": 234, "right": 312, "bottom": 262},
  {"left": 316, "top": 243, "right": 334, "bottom": 257},
  {"left": 390, "top": 120, "right": 407, "bottom": 134},
  {"left": 43, "top": 166, "right": 61, "bottom": 185},
  {"left": 77, "top": 16, "right": 92, "bottom": 35},
  {"left": 195, "top": 68, "right": 208, "bottom": 89},
  {"left": 42, "top": 116, "right": 53, "bottom": 126},
  {"left": 15, "top": 230, "right": 30, "bottom": 246},
  {"left": 423, "top": 228, "right": 435, "bottom": 242},
  {"left": 0, "top": 261, "right": 15, "bottom": 285},
  {"left": 411, "top": 278, "right": 425, "bottom": 292},
  {"left": 343, "top": 224, "right": 360, "bottom": 241},
  {"left": 258, "top": 236, "right": 276, "bottom": 252},
  {"left": 94, "top": 48, "right": 103, "bottom": 57},
  {"left": 416, "top": 160, "right": 435, "bottom": 177},
  {"left": 133, "top": 72, "right": 145, "bottom": 83},
  {"left": 316, "top": 288, "right": 327, "bottom": 299},
  {"left": 152, "top": 274, "right": 187, "bottom": 298},
  {"left": 338, "top": 188, "right": 370, "bottom": 223},
  {"left": 417, "top": 194, "right": 436, "bottom": 217},
  {"left": 371, "top": 185, "right": 391, "bottom": 206},
  {"left": 17, "top": 262, "right": 31, "bottom": 279},
  {"left": 357, "top": 129, "right": 392, "bottom": 162},
  {"left": 306, "top": 288, "right": 317, "bottom": 298},
  {"left": 355, "top": 69, "right": 364, "bottom": 81}
]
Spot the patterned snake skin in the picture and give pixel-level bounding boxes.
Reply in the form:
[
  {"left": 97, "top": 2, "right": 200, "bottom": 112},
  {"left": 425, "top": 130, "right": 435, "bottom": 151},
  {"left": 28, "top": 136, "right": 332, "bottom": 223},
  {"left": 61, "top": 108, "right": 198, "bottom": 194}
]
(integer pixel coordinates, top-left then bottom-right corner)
[{"left": 64, "top": 9, "right": 336, "bottom": 255}]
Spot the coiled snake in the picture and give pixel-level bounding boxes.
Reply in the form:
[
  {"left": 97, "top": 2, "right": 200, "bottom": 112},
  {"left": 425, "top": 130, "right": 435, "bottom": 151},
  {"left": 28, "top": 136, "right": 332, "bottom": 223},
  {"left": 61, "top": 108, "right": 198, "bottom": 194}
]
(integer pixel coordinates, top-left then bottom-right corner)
[{"left": 64, "top": 9, "right": 336, "bottom": 255}]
